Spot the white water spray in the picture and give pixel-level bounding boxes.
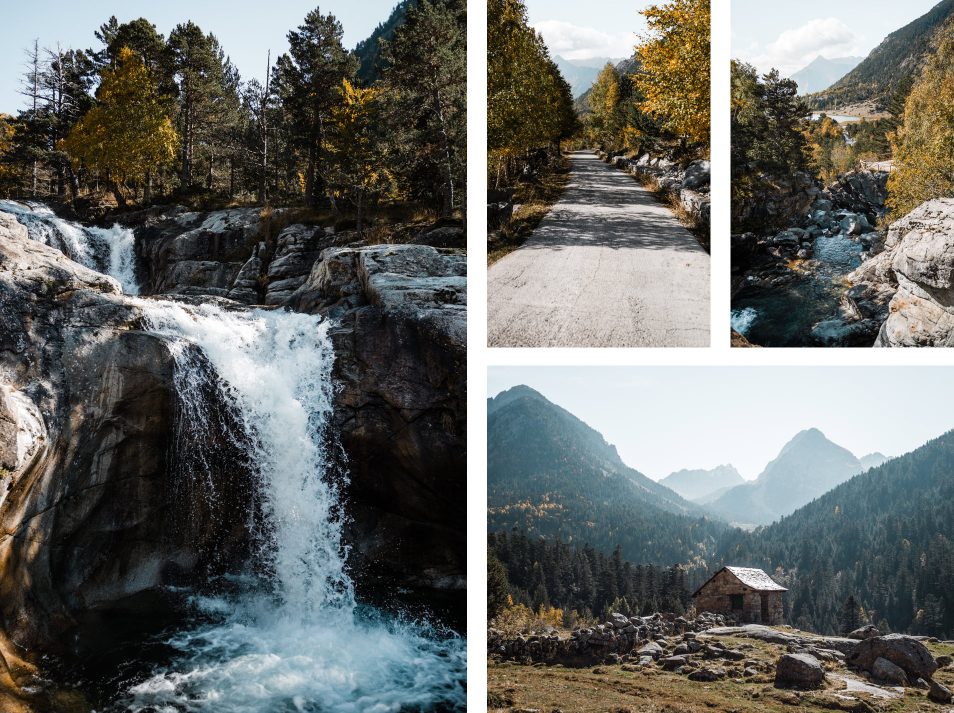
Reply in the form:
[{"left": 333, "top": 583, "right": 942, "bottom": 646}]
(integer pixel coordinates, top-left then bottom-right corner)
[
  {"left": 117, "top": 302, "right": 465, "bottom": 712},
  {"left": 0, "top": 200, "right": 139, "bottom": 294},
  {"left": 0, "top": 204, "right": 465, "bottom": 710}
]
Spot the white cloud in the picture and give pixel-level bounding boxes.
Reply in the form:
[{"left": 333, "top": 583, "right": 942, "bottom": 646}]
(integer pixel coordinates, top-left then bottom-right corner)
[
  {"left": 533, "top": 20, "right": 637, "bottom": 60},
  {"left": 744, "top": 18, "right": 863, "bottom": 76}
]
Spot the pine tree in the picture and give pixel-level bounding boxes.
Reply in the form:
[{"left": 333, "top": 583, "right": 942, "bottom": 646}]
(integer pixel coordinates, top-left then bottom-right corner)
[
  {"left": 382, "top": 0, "right": 466, "bottom": 217},
  {"left": 168, "top": 22, "right": 238, "bottom": 191},
  {"left": 272, "top": 10, "right": 356, "bottom": 207},
  {"left": 488, "top": 548, "right": 511, "bottom": 619},
  {"left": 840, "top": 595, "right": 862, "bottom": 634}
]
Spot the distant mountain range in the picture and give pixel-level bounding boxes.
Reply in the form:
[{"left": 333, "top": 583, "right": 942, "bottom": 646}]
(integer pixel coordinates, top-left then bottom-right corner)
[
  {"left": 354, "top": 0, "right": 413, "bottom": 83},
  {"left": 790, "top": 55, "right": 863, "bottom": 95},
  {"left": 808, "top": 0, "right": 954, "bottom": 109},
  {"left": 487, "top": 386, "right": 726, "bottom": 565},
  {"left": 554, "top": 55, "right": 625, "bottom": 98},
  {"left": 705, "top": 429, "right": 889, "bottom": 526},
  {"left": 353, "top": 0, "right": 464, "bottom": 84},
  {"left": 487, "top": 384, "right": 954, "bottom": 637},
  {"left": 660, "top": 465, "right": 745, "bottom": 502}
]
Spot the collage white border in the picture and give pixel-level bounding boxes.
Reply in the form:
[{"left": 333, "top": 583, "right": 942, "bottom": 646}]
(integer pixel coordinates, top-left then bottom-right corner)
[{"left": 465, "top": 0, "right": 954, "bottom": 707}]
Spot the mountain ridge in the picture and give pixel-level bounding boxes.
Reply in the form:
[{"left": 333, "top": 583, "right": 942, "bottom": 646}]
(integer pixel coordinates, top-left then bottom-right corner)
[
  {"left": 705, "top": 428, "right": 866, "bottom": 526},
  {"left": 808, "top": 0, "right": 954, "bottom": 109},
  {"left": 660, "top": 464, "right": 745, "bottom": 502},
  {"left": 487, "top": 385, "right": 726, "bottom": 566}
]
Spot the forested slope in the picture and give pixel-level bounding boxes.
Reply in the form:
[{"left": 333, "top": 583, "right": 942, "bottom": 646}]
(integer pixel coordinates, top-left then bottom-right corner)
[
  {"left": 718, "top": 430, "right": 954, "bottom": 637},
  {"left": 809, "top": 0, "right": 954, "bottom": 109},
  {"left": 487, "top": 386, "right": 727, "bottom": 567}
]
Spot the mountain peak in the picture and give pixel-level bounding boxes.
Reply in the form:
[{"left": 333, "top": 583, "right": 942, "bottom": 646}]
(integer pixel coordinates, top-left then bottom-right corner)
[{"left": 783, "top": 427, "right": 828, "bottom": 447}]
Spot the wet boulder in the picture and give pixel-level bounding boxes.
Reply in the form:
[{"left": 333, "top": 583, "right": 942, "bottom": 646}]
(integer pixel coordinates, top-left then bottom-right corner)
[
  {"left": 0, "top": 219, "right": 256, "bottom": 658},
  {"left": 137, "top": 208, "right": 265, "bottom": 296},
  {"left": 264, "top": 224, "right": 326, "bottom": 305},
  {"left": 847, "top": 199, "right": 954, "bottom": 346}
]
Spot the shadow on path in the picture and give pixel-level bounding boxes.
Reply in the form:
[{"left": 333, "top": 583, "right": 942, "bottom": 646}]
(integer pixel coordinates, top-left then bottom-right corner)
[{"left": 487, "top": 151, "right": 710, "bottom": 347}]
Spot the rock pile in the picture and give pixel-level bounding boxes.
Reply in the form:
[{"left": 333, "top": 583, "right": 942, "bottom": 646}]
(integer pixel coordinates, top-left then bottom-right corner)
[
  {"left": 601, "top": 151, "right": 711, "bottom": 233},
  {"left": 488, "top": 611, "right": 730, "bottom": 664},
  {"left": 489, "top": 610, "right": 954, "bottom": 704}
]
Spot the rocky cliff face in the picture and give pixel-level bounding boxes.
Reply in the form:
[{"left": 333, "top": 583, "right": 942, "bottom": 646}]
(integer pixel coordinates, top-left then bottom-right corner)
[
  {"left": 291, "top": 245, "right": 466, "bottom": 595},
  {"left": 0, "top": 204, "right": 466, "bottom": 683},
  {"left": 0, "top": 214, "right": 258, "bottom": 660},
  {"left": 849, "top": 198, "right": 954, "bottom": 346}
]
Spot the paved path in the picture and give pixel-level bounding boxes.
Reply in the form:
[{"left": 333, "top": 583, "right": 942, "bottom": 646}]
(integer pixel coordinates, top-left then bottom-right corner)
[{"left": 488, "top": 151, "right": 710, "bottom": 347}]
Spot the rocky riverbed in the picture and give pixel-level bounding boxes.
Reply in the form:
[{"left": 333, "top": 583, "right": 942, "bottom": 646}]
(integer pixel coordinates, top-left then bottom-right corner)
[
  {"left": 731, "top": 169, "right": 891, "bottom": 347},
  {"left": 0, "top": 202, "right": 467, "bottom": 711}
]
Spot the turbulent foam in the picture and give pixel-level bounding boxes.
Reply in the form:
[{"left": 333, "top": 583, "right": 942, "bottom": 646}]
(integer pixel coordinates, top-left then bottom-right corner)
[
  {"left": 125, "top": 593, "right": 466, "bottom": 713},
  {"left": 730, "top": 307, "right": 758, "bottom": 335},
  {"left": 0, "top": 200, "right": 139, "bottom": 294},
  {"left": 121, "top": 301, "right": 465, "bottom": 711}
]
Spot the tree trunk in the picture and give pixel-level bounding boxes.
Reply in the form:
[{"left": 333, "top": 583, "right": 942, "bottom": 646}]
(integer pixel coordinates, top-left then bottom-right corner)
[
  {"left": 207, "top": 150, "right": 215, "bottom": 190},
  {"left": 180, "top": 99, "right": 193, "bottom": 187},
  {"left": 259, "top": 50, "right": 270, "bottom": 205},
  {"left": 65, "top": 164, "right": 79, "bottom": 203},
  {"left": 432, "top": 83, "right": 455, "bottom": 218},
  {"left": 108, "top": 178, "right": 127, "bottom": 210},
  {"left": 144, "top": 170, "right": 152, "bottom": 204}
]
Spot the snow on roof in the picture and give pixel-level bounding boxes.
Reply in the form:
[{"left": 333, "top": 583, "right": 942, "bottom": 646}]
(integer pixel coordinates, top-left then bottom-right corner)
[{"left": 724, "top": 566, "right": 787, "bottom": 591}]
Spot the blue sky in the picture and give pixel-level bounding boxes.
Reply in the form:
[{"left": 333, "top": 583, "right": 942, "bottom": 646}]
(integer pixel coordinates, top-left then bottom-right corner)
[
  {"left": 0, "top": 0, "right": 400, "bottom": 114},
  {"left": 523, "top": 0, "right": 648, "bottom": 61},
  {"left": 489, "top": 366, "right": 954, "bottom": 481},
  {"left": 733, "top": 0, "right": 942, "bottom": 76}
]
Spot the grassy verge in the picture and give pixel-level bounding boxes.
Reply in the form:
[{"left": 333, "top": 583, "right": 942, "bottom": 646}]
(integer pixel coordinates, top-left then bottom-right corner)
[{"left": 487, "top": 155, "right": 570, "bottom": 266}]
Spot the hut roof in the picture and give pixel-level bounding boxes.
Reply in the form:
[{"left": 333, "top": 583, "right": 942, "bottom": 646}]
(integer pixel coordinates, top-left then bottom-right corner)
[{"left": 693, "top": 566, "right": 788, "bottom": 596}]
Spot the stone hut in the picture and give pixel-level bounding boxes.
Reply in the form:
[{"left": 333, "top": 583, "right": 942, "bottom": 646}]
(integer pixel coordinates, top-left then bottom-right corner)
[{"left": 693, "top": 566, "right": 786, "bottom": 625}]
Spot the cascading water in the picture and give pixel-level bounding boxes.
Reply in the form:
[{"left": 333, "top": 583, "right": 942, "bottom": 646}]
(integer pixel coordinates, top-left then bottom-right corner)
[
  {"left": 0, "top": 200, "right": 139, "bottom": 294},
  {"left": 1, "top": 203, "right": 466, "bottom": 710},
  {"left": 120, "top": 302, "right": 466, "bottom": 712}
]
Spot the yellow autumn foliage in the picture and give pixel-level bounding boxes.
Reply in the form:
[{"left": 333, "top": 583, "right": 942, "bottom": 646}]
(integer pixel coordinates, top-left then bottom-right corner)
[
  {"left": 61, "top": 47, "right": 177, "bottom": 186},
  {"left": 886, "top": 22, "right": 954, "bottom": 219},
  {"left": 635, "top": 0, "right": 710, "bottom": 147},
  {"left": 325, "top": 78, "right": 395, "bottom": 221}
]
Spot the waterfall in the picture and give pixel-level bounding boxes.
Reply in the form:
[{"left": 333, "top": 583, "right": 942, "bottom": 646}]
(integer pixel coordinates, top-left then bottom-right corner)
[
  {"left": 0, "top": 200, "right": 139, "bottom": 294},
  {"left": 0, "top": 203, "right": 465, "bottom": 710},
  {"left": 122, "top": 301, "right": 466, "bottom": 712}
]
